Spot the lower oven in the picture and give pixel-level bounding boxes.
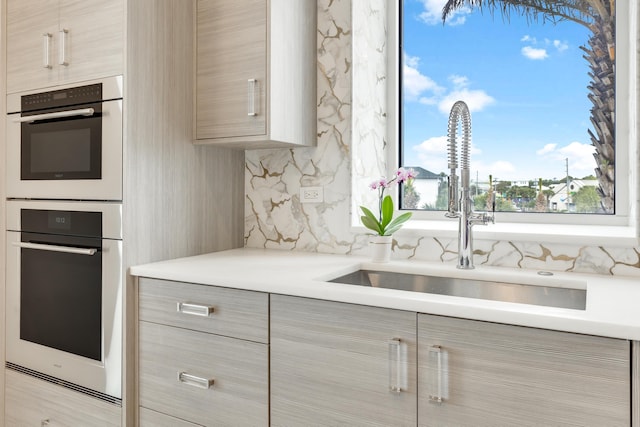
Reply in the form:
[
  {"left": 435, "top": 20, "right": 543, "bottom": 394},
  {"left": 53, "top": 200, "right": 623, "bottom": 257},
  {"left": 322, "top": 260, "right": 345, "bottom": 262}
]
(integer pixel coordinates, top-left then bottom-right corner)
[{"left": 6, "top": 199, "right": 123, "bottom": 401}]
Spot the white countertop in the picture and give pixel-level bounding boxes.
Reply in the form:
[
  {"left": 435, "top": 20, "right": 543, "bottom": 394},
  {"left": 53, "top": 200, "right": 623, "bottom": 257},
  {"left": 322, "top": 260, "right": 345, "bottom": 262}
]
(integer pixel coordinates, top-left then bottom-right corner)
[{"left": 130, "top": 248, "right": 640, "bottom": 341}]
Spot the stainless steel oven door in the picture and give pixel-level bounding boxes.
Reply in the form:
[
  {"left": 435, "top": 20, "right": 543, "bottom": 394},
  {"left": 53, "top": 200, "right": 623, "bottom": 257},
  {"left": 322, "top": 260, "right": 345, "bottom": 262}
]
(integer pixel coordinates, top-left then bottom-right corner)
[
  {"left": 6, "top": 76, "right": 123, "bottom": 200},
  {"left": 5, "top": 200, "right": 123, "bottom": 399}
]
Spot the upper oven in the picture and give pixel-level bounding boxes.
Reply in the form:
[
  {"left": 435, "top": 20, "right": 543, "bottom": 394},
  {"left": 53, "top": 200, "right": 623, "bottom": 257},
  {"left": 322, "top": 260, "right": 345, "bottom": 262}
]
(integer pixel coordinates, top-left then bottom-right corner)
[{"left": 6, "top": 76, "right": 123, "bottom": 201}]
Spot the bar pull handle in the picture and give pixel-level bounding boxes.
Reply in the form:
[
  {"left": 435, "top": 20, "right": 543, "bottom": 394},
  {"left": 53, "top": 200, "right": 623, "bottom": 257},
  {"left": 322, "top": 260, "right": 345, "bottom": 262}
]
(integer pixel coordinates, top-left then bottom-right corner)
[
  {"left": 177, "top": 372, "right": 214, "bottom": 389},
  {"left": 12, "top": 241, "right": 97, "bottom": 256},
  {"left": 43, "top": 33, "right": 52, "bottom": 68},
  {"left": 429, "top": 345, "right": 444, "bottom": 403},
  {"left": 247, "top": 78, "right": 258, "bottom": 116},
  {"left": 59, "top": 29, "right": 69, "bottom": 66},
  {"left": 13, "top": 108, "right": 95, "bottom": 123},
  {"left": 177, "top": 302, "right": 215, "bottom": 317},
  {"left": 388, "top": 338, "right": 402, "bottom": 393}
]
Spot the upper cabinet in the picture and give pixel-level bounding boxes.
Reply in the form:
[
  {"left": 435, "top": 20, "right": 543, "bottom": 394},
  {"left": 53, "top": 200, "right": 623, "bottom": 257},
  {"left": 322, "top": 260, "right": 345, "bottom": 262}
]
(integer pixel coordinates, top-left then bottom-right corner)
[
  {"left": 6, "top": 0, "right": 124, "bottom": 94},
  {"left": 195, "top": 0, "right": 317, "bottom": 148}
]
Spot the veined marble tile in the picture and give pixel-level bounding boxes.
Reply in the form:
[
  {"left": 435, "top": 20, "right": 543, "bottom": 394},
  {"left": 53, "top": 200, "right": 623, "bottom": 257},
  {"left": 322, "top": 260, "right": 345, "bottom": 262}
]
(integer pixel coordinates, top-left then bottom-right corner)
[{"left": 243, "top": 0, "right": 640, "bottom": 279}]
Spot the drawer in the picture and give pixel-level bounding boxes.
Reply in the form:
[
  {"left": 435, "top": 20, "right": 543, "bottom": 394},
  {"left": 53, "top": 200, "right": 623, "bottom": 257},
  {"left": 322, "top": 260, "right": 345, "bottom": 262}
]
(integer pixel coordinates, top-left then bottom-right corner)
[
  {"left": 5, "top": 368, "right": 121, "bottom": 426},
  {"left": 138, "top": 277, "right": 268, "bottom": 343},
  {"left": 139, "top": 407, "right": 201, "bottom": 427},
  {"left": 139, "top": 321, "right": 269, "bottom": 426}
]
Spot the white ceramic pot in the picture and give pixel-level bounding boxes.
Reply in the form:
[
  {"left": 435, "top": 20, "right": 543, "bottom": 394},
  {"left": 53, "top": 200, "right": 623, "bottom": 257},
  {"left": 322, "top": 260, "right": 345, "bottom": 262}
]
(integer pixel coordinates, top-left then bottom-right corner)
[{"left": 370, "top": 235, "right": 393, "bottom": 263}]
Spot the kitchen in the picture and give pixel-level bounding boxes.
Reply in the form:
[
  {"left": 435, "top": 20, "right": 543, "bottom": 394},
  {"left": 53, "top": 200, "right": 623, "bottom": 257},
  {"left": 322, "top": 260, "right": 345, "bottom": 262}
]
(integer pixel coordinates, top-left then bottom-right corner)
[{"left": 2, "top": 0, "right": 640, "bottom": 426}]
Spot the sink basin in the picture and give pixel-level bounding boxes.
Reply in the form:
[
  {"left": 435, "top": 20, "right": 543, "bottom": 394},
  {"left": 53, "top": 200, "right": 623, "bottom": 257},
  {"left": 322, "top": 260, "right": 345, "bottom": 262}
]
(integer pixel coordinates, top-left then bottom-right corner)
[{"left": 328, "top": 270, "right": 586, "bottom": 310}]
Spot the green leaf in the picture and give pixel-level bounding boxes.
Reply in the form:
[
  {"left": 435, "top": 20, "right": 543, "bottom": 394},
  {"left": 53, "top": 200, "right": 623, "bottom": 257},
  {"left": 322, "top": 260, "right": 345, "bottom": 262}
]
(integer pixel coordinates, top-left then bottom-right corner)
[
  {"left": 360, "top": 206, "right": 383, "bottom": 234},
  {"left": 380, "top": 195, "right": 394, "bottom": 229},
  {"left": 382, "top": 212, "right": 412, "bottom": 236},
  {"left": 360, "top": 215, "right": 383, "bottom": 234}
]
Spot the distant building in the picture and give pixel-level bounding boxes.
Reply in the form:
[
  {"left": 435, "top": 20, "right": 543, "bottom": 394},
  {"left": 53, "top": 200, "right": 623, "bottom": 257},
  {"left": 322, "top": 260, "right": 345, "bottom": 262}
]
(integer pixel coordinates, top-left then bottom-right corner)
[
  {"left": 548, "top": 179, "right": 599, "bottom": 211},
  {"left": 404, "top": 166, "right": 443, "bottom": 208}
]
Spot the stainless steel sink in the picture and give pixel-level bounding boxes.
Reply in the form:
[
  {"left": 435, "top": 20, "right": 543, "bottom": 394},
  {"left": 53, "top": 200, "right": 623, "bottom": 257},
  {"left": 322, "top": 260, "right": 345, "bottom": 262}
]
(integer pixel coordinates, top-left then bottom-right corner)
[{"left": 329, "top": 270, "right": 586, "bottom": 310}]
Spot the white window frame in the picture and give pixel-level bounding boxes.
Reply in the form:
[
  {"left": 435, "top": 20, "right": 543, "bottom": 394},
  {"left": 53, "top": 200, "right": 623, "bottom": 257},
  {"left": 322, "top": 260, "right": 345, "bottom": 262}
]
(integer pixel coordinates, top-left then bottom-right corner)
[{"left": 386, "top": 0, "right": 639, "bottom": 247}]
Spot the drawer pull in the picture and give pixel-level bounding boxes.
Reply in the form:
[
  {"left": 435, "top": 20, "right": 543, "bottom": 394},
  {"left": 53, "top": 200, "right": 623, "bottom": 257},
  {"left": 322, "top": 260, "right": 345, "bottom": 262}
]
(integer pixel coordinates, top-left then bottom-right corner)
[
  {"left": 177, "top": 371, "right": 214, "bottom": 389},
  {"left": 176, "top": 302, "right": 215, "bottom": 317}
]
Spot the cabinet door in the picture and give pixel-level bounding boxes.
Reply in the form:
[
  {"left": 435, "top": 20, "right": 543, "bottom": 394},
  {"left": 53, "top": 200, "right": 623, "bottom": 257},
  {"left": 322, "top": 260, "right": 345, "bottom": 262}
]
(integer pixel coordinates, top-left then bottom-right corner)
[
  {"left": 196, "top": 0, "right": 267, "bottom": 139},
  {"left": 5, "top": 368, "right": 121, "bottom": 426},
  {"left": 58, "top": 0, "right": 124, "bottom": 85},
  {"left": 139, "top": 321, "right": 269, "bottom": 426},
  {"left": 6, "top": 0, "right": 58, "bottom": 93},
  {"left": 418, "top": 314, "right": 630, "bottom": 426},
  {"left": 271, "top": 295, "right": 417, "bottom": 426}
]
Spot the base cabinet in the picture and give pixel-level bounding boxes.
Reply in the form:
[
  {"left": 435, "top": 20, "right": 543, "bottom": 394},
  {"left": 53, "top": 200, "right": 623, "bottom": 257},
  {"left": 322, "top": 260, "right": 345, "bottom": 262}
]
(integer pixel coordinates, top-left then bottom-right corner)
[
  {"left": 5, "top": 368, "right": 121, "bottom": 426},
  {"left": 418, "top": 314, "right": 631, "bottom": 426},
  {"left": 137, "top": 278, "right": 269, "bottom": 426},
  {"left": 270, "top": 295, "right": 418, "bottom": 426}
]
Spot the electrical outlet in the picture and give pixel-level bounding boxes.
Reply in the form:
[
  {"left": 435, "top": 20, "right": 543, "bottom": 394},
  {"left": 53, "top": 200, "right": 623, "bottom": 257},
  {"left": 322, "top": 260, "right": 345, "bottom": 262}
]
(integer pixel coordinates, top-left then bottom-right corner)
[{"left": 300, "top": 186, "right": 323, "bottom": 203}]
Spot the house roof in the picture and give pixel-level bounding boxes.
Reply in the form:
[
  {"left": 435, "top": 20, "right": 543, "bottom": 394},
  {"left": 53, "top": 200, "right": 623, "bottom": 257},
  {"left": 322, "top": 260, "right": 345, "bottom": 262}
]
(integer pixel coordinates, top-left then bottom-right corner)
[{"left": 405, "top": 166, "right": 441, "bottom": 180}]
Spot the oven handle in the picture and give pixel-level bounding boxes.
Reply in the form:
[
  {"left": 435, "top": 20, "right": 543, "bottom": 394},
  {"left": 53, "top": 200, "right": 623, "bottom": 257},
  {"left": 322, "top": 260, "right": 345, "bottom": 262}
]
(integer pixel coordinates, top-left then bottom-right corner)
[
  {"left": 12, "top": 241, "right": 98, "bottom": 256},
  {"left": 12, "top": 107, "right": 96, "bottom": 124}
]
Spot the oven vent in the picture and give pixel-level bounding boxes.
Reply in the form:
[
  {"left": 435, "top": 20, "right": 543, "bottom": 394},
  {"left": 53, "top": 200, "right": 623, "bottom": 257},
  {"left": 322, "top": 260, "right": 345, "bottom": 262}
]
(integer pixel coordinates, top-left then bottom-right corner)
[{"left": 6, "top": 361, "right": 122, "bottom": 406}]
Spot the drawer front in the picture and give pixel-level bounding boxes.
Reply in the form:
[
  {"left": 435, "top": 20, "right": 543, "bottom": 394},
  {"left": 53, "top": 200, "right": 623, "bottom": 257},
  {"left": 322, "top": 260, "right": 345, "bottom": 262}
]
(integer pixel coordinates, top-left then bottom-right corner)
[
  {"left": 139, "top": 407, "right": 202, "bottom": 427},
  {"left": 138, "top": 277, "right": 268, "bottom": 343},
  {"left": 5, "top": 369, "right": 121, "bottom": 426},
  {"left": 139, "top": 321, "right": 269, "bottom": 426}
]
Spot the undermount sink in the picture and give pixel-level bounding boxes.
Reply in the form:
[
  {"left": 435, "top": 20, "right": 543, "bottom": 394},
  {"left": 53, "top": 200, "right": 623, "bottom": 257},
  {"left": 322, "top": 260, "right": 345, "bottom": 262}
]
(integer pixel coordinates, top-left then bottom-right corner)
[{"left": 328, "top": 270, "right": 586, "bottom": 310}]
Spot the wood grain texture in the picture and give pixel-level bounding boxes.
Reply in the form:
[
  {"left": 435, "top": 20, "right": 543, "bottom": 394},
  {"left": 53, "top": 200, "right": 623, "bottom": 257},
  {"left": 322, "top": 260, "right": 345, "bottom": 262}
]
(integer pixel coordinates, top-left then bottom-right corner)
[
  {"left": 196, "top": 0, "right": 267, "bottom": 139},
  {"left": 270, "top": 295, "right": 417, "bottom": 427},
  {"left": 139, "top": 407, "right": 202, "bottom": 427},
  {"left": 124, "top": 1, "right": 244, "bottom": 424},
  {"left": 138, "top": 321, "right": 269, "bottom": 426},
  {"left": 5, "top": 369, "right": 121, "bottom": 426},
  {"left": 58, "top": 0, "right": 124, "bottom": 85},
  {"left": 6, "top": 0, "right": 124, "bottom": 93},
  {"left": 0, "top": 0, "right": 6, "bottom": 422},
  {"left": 138, "top": 278, "right": 268, "bottom": 343},
  {"left": 418, "top": 314, "right": 630, "bottom": 426},
  {"left": 633, "top": 341, "right": 639, "bottom": 426},
  {"left": 195, "top": 0, "right": 316, "bottom": 147}
]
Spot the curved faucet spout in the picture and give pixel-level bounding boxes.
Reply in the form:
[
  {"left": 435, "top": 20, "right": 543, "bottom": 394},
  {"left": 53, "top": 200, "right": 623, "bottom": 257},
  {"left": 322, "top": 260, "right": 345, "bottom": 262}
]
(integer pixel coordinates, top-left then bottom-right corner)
[{"left": 445, "top": 100, "right": 493, "bottom": 269}]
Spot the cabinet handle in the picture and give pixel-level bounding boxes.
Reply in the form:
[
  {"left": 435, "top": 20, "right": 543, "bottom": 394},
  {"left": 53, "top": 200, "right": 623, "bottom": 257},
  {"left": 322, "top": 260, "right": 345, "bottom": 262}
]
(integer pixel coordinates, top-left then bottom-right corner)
[
  {"left": 12, "top": 241, "right": 97, "bottom": 256},
  {"left": 13, "top": 107, "right": 95, "bottom": 123},
  {"left": 177, "top": 371, "right": 214, "bottom": 389},
  {"left": 176, "top": 302, "right": 215, "bottom": 317},
  {"left": 247, "top": 78, "right": 258, "bottom": 116},
  {"left": 388, "top": 338, "right": 402, "bottom": 393},
  {"left": 42, "top": 33, "right": 52, "bottom": 69},
  {"left": 429, "top": 345, "right": 444, "bottom": 403},
  {"left": 59, "top": 29, "right": 69, "bottom": 66}
]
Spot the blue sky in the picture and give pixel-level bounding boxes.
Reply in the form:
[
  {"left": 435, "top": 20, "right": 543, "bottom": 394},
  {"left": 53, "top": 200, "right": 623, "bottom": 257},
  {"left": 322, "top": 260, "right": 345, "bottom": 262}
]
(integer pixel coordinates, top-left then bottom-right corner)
[{"left": 402, "top": 0, "right": 596, "bottom": 183}]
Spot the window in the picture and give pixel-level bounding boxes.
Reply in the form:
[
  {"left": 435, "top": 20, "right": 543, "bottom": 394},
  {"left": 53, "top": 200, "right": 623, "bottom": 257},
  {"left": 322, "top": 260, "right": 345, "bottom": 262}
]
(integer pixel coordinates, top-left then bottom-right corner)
[{"left": 398, "top": 0, "right": 625, "bottom": 220}]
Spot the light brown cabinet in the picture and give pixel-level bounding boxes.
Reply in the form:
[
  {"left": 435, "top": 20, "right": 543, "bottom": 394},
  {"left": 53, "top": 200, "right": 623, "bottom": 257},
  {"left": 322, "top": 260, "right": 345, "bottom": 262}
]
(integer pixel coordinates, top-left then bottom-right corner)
[
  {"left": 138, "top": 278, "right": 269, "bottom": 426},
  {"left": 5, "top": 368, "right": 121, "bottom": 426},
  {"left": 418, "top": 314, "right": 631, "bottom": 426},
  {"left": 195, "top": 0, "right": 317, "bottom": 148},
  {"left": 270, "top": 296, "right": 631, "bottom": 426},
  {"left": 6, "top": 0, "right": 124, "bottom": 93},
  {"left": 270, "top": 295, "right": 418, "bottom": 426}
]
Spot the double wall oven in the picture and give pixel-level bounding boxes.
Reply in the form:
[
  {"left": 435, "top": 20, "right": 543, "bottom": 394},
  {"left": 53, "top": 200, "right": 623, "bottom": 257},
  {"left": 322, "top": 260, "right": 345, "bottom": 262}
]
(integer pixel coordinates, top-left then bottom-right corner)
[{"left": 5, "top": 76, "right": 124, "bottom": 402}]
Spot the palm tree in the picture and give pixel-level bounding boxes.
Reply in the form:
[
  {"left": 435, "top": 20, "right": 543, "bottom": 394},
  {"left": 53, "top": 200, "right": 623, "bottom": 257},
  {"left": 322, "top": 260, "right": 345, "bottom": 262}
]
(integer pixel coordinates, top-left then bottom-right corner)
[{"left": 442, "top": 0, "right": 615, "bottom": 213}]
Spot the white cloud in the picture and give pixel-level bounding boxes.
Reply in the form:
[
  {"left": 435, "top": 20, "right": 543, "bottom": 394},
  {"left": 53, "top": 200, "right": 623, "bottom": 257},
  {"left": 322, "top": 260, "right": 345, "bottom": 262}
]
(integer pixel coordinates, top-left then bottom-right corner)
[
  {"left": 414, "top": 136, "right": 449, "bottom": 172},
  {"left": 536, "top": 143, "right": 557, "bottom": 155},
  {"left": 520, "top": 35, "right": 537, "bottom": 43},
  {"left": 418, "top": 0, "right": 470, "bottom": 26},
  {"left": 553, "top": 39, "right": 569, "bottom": 52},
  {"left": 536, "top": 141, "right": 596, "bottom": 177},
  {"left": 439, "top": 90, "right": 495, "bottom": 114},
  {"left": 521, "top": 46, "right": 548, "bottom": 60},
  {"left": 403, "top": 54, "right": 444, "bottom": 101}
]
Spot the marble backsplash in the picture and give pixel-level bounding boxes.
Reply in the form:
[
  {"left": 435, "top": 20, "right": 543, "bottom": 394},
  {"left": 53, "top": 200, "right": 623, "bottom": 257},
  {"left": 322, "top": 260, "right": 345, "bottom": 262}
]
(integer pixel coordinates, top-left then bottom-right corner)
[{"left": 244, "top": 0, "right": 640, "bottom": 277}]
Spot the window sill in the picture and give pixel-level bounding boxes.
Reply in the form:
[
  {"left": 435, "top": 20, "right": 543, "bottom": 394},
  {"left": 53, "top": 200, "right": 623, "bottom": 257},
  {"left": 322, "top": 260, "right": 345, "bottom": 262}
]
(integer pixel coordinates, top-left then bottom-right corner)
[{"left": 355, "top": 220, "right": 640, "bottom": 248}]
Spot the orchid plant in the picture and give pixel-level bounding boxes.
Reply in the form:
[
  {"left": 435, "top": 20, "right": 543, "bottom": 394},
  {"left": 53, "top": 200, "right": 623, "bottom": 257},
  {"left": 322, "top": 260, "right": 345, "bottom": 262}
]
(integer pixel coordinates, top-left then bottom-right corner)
[{"left": 360, "top": 168, "right": 416, "bottom": 236}]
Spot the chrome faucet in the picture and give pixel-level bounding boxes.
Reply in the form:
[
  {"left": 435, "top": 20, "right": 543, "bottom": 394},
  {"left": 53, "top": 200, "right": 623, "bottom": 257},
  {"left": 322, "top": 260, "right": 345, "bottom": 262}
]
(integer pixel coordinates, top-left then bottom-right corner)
[{"left": 445, "top": 101, "right": 494, "bottom": 269}]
